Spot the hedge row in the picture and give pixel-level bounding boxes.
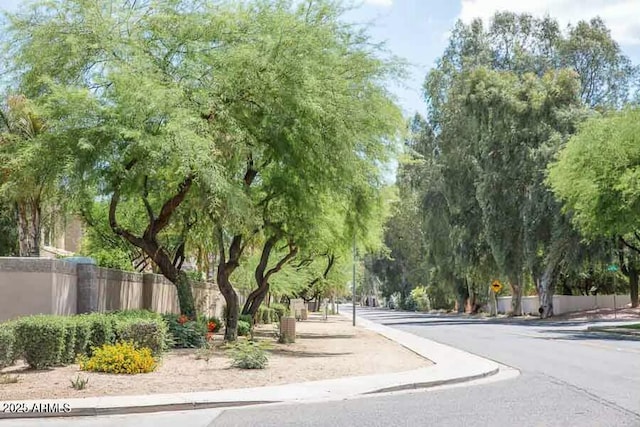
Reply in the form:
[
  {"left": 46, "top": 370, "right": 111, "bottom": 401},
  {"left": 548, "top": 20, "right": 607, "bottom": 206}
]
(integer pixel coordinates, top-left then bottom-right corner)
[
  {"left": 258, "top": 304, "right": 289, "bottom": 324},
  {"left": 1, "top": 310, "right": 168, "bottom": 370}
]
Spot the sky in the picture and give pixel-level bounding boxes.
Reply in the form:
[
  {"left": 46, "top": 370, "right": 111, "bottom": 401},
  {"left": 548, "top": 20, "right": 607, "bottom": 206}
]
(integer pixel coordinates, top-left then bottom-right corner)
[{"left": 2, "top": 0, "right": 640, "bottom": 118}]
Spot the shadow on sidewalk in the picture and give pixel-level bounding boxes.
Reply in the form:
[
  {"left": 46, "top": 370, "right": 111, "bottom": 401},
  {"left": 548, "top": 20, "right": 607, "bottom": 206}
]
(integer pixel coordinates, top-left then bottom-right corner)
[
  {"left": 268, "top": 348, "right": 353, "bottom": 358},
  {"left": 296, "top": 333, "right": 355, "bottom": 339}
]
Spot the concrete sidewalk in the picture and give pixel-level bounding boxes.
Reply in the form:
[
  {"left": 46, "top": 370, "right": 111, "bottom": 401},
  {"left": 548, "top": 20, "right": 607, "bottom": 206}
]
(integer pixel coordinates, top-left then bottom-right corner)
[{"left": 0, "top": 310, "right": 501, "bottom": 420}]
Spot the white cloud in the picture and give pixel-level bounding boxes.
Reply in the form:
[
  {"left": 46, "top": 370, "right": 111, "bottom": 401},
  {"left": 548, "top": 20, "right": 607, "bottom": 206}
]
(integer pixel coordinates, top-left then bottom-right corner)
[
  {"left": 458, "top": 0, "right": 640, "bottom": 45},
  {"left": 364, "top": 0, "right": 393, "bottom": 7}
]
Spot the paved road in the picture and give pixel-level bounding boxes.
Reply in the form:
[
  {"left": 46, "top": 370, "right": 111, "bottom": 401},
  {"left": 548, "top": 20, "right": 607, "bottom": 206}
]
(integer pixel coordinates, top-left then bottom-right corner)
[{"left": 4, "top": 308, "right": 640, "bottom": 427}]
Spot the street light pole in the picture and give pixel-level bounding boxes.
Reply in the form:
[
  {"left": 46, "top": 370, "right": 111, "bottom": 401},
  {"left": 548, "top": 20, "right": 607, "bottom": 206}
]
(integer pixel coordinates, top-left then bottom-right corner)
[{"left": 352, "top": 233, "right": 356, "bottom": 327}]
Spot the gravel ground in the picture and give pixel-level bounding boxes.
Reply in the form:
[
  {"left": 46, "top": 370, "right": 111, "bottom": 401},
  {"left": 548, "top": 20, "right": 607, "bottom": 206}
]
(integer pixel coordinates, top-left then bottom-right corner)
[{"left": 0, "top": 313, "right": 432, "bottom": 400}]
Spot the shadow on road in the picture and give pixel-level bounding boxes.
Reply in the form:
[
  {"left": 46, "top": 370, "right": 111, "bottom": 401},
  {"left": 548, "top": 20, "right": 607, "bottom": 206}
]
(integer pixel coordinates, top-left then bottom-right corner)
[
  {"left": 533, "top": 329, "right": 640, "bottom": 342},
  {"left": 358, "top": 311, "right": 639, "bottom": 329}
]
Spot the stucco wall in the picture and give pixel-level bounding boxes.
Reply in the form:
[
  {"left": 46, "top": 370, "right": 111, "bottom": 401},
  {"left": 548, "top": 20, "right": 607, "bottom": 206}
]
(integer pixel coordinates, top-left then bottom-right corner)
[
  {"left": 0, "top": 258, "right": 77, "bottom": 322},
  {"left": 0, "top": 257, "right": 224, "bottom": 321},
  {"left": 496, "top": 294, "right": 632, "bottom": 315}
]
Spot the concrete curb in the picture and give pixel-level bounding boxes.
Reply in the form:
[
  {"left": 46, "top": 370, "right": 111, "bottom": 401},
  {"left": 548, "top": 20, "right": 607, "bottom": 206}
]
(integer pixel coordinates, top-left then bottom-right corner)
[{"left": 0, "top": 310, "right": 501, "bottom": 420}]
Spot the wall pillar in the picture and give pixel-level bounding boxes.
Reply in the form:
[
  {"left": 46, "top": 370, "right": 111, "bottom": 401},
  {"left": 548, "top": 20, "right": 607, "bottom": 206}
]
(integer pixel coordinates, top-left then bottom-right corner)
[
  {"left": 142, "top": 273, "right": 155, "bottom": 311},
  {"left": 76, "top": 262, "right": 98, "bottom": 314}
]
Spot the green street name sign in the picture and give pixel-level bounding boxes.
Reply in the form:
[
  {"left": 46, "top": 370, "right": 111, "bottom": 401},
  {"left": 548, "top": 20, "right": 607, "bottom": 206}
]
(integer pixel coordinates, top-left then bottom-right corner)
[{"left": 607, "top": 264, "right": 619, "bottom": 272}]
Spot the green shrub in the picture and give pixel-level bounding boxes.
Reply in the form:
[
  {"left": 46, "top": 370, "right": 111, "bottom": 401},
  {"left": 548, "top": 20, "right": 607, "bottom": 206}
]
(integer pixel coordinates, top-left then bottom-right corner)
[
  {"left": 195, "top": 314, "right": 223, "bottom": 333},
  {"left": 85, "top": 314, "right": 116, "bottom": 354},
  {"left": 237, "top": 320, "right": 251, "bottom": 337},
  {"left": 400, "top": 295, "right": 417, "bottom": 312},
  {"left": 271, "top": 303, "right": 288, "bottom": 321},
  {"left": 73, "top": 317, "right": 92, "bottom": 358},
  {"left": 0, "top": 324, "right": 16, "bottom": 369},
  {"left": 59, "top": 318, "right": 77, "bottom": 365},
  {"left": 162, "top": 314, "right": 206, "bottom": 348},
  {"left": 80, "top": 341, "right": 156, "bottom": 374},
  {"left": 110, "top": 309, "right": 163, "bottom": 321},
  {"left": 207, "top": 316, "right": 222, "bottom": 333},
  {"left": 14, "top": 315, "right": 66, "bottom": 369},
  {"left": 239, "top": 314, "right": 253, "bottom": 325},
  {"left": 410, "top": 287, "right": 431, "bottom": 312},
  {"left": 227, "top": 340, "right": 269, "bottom": 369},
  {"left": 258, "top": 306, "right": 274, "bottom": 324},
  {"left": 115, "top": 319, "right": 168, "bottom": 356}
]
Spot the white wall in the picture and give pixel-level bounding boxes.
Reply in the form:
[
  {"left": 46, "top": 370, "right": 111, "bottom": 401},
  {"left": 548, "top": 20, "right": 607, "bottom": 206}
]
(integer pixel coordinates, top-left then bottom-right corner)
[{"left": 496, "top": 294, "right": 631, "bottom": 315}]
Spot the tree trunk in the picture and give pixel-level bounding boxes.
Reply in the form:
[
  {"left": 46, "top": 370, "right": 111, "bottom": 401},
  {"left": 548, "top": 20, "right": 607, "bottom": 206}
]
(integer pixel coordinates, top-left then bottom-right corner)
[
  {"left": 509, "top": 274, "right": 523, "bottom": 316},
  {"left": 109, "top": 171, "right": 196, "bottom": 317},
  {"left": 218, "top": 263, "right": 239, "bottom": 342},
  {"left": 16, "top": 199, "right": 40, "bottom": 257},
  {"left": 538, "top": 267, "right": 554, "bottom": 318},
  {"left": 215, "top": 230, "right": 247, "bottom": 342},
  {"left": 243, "top": 238, "right": 298, "bottom": 317},
  {"left": 175, "top": 272, "right": 196, "bottom": 319},
  {"left": 454, "top": 277, "right": 467, "bottom": 314}
]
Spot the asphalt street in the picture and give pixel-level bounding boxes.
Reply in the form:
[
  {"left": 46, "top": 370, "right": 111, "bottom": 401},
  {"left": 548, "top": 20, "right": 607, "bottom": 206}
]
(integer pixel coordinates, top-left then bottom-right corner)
[{"left": 4, "top": 307, "right": 639, "bottom": 427}]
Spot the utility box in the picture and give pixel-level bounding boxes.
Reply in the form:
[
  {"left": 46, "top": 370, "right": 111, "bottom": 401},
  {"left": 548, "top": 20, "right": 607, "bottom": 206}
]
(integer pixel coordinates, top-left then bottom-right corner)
[{"left": 279, "top": 317, "right": 296, "bottom": 343}]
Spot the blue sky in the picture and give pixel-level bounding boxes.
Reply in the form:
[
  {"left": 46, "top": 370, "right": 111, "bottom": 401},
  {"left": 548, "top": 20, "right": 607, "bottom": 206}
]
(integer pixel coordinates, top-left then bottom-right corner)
[{"left": 2, "top": 0, "right": 640, "bottom": 119}]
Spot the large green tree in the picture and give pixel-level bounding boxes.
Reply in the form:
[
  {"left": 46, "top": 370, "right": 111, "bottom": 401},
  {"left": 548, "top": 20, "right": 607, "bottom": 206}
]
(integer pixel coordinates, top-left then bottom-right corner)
[
  {"left": 0, "top": 95, "right": 54, "bottom": 256},
  {"left": 547, "top": 108, "right": 640, "bottom": 307},
  {"left": 417, "top": 12, "right": 636, "bottom": 316}
]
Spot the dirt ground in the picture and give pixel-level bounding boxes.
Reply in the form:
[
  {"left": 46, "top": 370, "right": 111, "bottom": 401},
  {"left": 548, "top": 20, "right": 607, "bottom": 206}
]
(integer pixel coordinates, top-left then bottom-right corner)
[
  {"left": 0, "top": 314, "right": 432, "bottom": 400},
  {"left": 548, "top": 306, "right": 640, "bottom": 322}
]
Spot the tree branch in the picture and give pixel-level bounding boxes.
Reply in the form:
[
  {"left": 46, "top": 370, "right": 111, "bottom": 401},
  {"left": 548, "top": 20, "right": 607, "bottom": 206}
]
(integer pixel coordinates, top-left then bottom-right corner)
[
  {"left": 144, "top": 175, "right": 194, "bottom": 239},
  {"left": 264, "top": 242, "right": 298, "bottom": 283},
  {"left": 243, "top": 154, "right": 257, "bottom": 188},
  {"left": 216, "top": 225, "right": 226, "bottom": 265},
  {"left": 173, "top": 240, "right": 185, "bottom": 270},
  {"left": 254, "top": 235, "right": 279, "bottom": 286},
  {"left": 109, "top": 188, "right": 145, "bottom": 249},
  {"left": 620, "top": 235, "right": 640, "bottom": 254},
  {"left": 228, "top": 235, "right": 243, "bottom": 265}
]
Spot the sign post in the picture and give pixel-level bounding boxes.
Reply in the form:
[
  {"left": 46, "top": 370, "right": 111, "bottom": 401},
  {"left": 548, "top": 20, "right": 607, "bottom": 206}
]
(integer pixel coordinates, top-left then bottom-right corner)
[
  {"left": 607, "top": 264, "right": 619, "bottom": 319},
  {"left": 491, "top": 280, "right": 502, "bottom": 316}
]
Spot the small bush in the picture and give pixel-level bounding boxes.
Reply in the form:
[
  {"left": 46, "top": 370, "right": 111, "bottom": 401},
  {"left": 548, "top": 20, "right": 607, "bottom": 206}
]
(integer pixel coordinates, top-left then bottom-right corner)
[
  {"left": 400, "top": 295, "right": 417, "bottom": 312},
  {"left": 271, "top": 304, "right": 288, "bottom": 321},
  {"left": 239, "top": 314, "right": 253, "bottom": 325},
  {"left": 162, "top": 314, "right": 206, "bottom": 348},
  {"left": 14, "top": 315, "right": 66, "bottom": 369},
  {"left": 85, "top": 314, "right": 115, "bottom": 354},
  {"left": 0, "top": 324, "right": 16, "bottom": 369},
  {"left": 195, "top": 340, "right": 216, "bottom": 363},
  {"left": 70, "top": 374, "right": 89, "bottom": 390},
  {"left": 258, "top": 306, "right": 275, "bottom": 324},
  {"left": 207, "top": 316, "right": 223, "bottom": 333},
  {"left": 80, "top": 341, "right": 156, "bottom": 374},
  {"left": 73, "top": 317, "right": 92, "bottom": 358},
  {"left": 115, "top": 320, "right": 168, "bottom": 356},
  {"left": 60, "top": 318, "right": 77, "bottom": 365},
  {"left": 410, "top": 287, "right": 431, "bottom": 312},
  {"left": 237, "top": 320, "right": 251, "bottom": 337},
  {"left": 227, "top": 340, "right": 269, "bottom": 369},
  {"left": 110, "top": 309, "right": 163, "bottom": 321}
]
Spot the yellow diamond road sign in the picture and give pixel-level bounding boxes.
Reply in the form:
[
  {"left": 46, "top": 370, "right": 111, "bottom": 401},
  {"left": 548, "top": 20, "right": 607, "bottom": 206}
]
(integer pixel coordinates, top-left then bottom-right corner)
[{"left": 491, "top": 280, "right": 502, "bottom": 293}]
